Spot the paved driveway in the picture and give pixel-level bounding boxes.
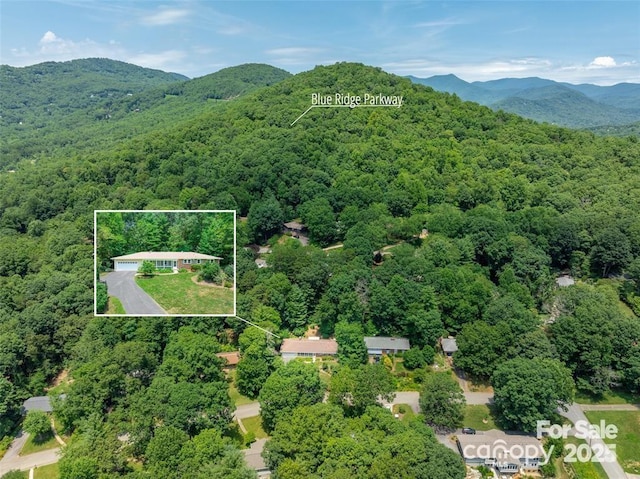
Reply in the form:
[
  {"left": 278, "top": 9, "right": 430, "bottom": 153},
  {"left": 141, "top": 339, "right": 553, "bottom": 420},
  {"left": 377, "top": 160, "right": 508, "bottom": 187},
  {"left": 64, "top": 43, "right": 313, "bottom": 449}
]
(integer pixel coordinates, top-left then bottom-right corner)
[
  {"left": 0, "top": 430, "right": 60, "bottom": 475},
  {"left": 103, "top": 272, "right": 166, "bottom": 315}
]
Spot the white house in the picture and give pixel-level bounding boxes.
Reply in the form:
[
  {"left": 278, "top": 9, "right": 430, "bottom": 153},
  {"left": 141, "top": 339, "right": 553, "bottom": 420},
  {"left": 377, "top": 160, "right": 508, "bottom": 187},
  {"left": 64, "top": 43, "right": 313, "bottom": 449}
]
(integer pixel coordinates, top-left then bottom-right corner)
[
  {"left": 111, "top": 251, "right": 222, "bottom": 272},
  {"left": 280, "top": 338, "right": 338, "bottom": 363},
  {"left": 457, "top": 432, "right": 545, "bottom": 475}
]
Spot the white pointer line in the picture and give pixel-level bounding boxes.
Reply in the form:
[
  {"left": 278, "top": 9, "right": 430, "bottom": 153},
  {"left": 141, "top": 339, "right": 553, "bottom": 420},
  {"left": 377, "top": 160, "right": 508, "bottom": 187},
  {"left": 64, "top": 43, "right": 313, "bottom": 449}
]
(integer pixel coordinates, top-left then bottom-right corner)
[
  {"left": 234, "top": 315, "right": 280, "bottom": 338},
  {"left": 291, "top": 104, "right": 401, "bottom": 126}
]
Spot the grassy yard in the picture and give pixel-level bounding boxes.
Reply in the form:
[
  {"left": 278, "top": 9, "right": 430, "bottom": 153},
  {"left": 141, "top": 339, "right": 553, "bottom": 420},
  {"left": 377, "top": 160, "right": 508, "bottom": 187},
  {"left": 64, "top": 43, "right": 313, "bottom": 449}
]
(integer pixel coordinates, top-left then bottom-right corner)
[
  {"left": 136, "top": 272, "right": 234, "bottom": 315},
  {"left": 584, "top": 410, "right": 640, "bottom": 474},
  {"left": 106, "top": 296, "right": 125, "bottom": 314},
  {"left": 575, "top": 389, "right": 640, "bottom": 405},
  {"left": 463, "top": 404, "right": 498, "bottom": 431},
  {"left": 227, "top": 370, "right": 254, "bottom": 406},
  {"left": 562, "top": 437, "right": 608, "bottom": 479},
  {"left": 241, "top": 415, "right": 268, "bottom": 439},
  {"left": 20, "top": 432, "right": 59, "bottom": 455},
  {"left": 34, "top": 463, "right": 59, "bottom": 479},
  {"left": 392, "top": 404, "right": 416, "bottom": 422}
]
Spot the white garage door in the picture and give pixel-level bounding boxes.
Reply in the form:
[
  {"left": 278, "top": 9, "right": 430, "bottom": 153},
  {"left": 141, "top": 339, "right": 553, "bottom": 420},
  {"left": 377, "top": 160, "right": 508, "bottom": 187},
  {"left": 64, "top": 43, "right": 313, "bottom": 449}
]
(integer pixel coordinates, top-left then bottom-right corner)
[{"left": 115, "top": 261, "right": 139, "bottom": 271}]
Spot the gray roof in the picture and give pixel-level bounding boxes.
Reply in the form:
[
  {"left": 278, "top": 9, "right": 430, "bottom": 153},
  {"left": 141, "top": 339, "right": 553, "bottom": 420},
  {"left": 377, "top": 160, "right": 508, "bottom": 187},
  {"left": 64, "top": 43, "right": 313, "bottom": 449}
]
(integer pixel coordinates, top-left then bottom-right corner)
[
  {"left": 441, "top": 337, "right": 458, "bottom": 353},
  {"left": 23, "top": 396, "right": 53, "bottom": 413},
  {"left": 556, "top": 275, "right": 575, "bottom": 287},
  {"left": 364, "top": 336, "right": 410, "bottom": 351},
  {"left": 22, "top": 395, "right": 65, "bottom": 413},
  {"left": 457, "top": 432, "right": 544, "bottom": 460}
]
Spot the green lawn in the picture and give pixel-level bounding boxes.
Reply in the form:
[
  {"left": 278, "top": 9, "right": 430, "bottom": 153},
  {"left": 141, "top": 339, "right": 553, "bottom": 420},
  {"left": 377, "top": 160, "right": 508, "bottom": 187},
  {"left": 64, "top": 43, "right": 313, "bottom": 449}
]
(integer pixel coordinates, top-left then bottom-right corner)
[
  {"left": 463, "top": 404, "right": 498, "bottom": 431},
  {"left": 584, "top": 411, "right": 640, "bottom": 474},
  {"left": 20, "top": 432, "right": 59, "bottom": 455},
  {"left": 135, "top": 272, "right": 234, "bottom": 315},
  {"left": 563, "top": 437, "right": 608, "bottom": 479},
  {"left": 575, "top": 389, "right": 640, "bottom": 405},
  {"left": 392, "top": 404, "right": 416, "bottom": 422},
  {"left": 106, "top": 296, "right": 125, "bottom": 314},
  {"left": 241, "top": 415, "right": 268, "bottom": 439},
  {"left": 228, "top": 370, "right": 254, "bottom": 406},
  {"left": 34, "top": 463, "right": 59, "bottom": 479}
]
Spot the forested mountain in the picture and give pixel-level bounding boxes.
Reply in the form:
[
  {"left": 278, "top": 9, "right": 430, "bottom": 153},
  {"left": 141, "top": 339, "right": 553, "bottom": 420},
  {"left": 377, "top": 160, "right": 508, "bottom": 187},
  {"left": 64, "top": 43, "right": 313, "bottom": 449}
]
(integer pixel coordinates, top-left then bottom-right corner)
[
  {"left": 410, "top": 74, "right": 640, "bottom": 129},
  {"left": 1, "top": 61, "right": 640, "bottom": 477},
  {"left": 0, "top": 60, "right": 291, "bottom": 169}
]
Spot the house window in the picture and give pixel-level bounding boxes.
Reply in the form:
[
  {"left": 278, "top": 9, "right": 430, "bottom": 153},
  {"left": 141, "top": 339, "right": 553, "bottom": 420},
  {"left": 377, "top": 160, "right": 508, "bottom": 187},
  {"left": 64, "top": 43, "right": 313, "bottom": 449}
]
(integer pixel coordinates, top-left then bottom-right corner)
[
  {"left": 195, "top": 259, "right": 201, "bottom": 264},
  {"left": 183, "top": 259, "right": 191, "bottom": 264}
]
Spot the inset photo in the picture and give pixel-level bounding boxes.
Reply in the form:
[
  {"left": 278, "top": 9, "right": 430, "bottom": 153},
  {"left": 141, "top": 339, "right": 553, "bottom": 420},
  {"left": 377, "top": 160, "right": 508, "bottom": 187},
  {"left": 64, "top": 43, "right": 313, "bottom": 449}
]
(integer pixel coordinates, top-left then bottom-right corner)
[{"left": 95, "top": 210, "right": 235, "bottom": 316}]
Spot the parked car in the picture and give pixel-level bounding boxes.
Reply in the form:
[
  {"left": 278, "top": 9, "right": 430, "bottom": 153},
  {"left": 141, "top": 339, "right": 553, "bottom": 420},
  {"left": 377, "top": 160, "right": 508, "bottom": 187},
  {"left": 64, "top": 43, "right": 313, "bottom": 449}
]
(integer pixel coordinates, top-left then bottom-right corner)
[{"left": 462, "top": 427, "right": 476, "bottom": 434}]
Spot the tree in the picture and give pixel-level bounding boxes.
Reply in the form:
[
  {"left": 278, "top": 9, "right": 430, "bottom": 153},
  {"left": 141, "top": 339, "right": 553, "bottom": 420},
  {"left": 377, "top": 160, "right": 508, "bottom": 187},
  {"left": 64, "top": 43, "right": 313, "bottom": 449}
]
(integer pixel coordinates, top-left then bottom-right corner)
[
  {"left": 236, "top": 344, "right": 276, "bottom": 398},
  {"left": 492, "top": 357, "right": 574, "bottom": 432},
  {"left": 590, "top": 227, "right": 633, "bottom": 277},
  {"left": 259, "top": 361, "right": 323, "bottom": 433},
  {"left": 329, "top": 364, "right": 395, "bottom": 415},
  {"left": 145, "top": 426, "right": 189, "bottom": 479},
  {"left": 283, "top": 284, "right": 308, "bottom": 335},
  {"left": 334, "top": 321, "right": 367, "bottom": 367},
  {"left": 0, "top": 377, "right": 19, "bottom": 438},
  {"left": 402, "top": 347, "right": 426, "bottom": 370},
  {"left": 95, "top": 282, "right": 108, "bottom": 313},
  {"left": 23, "top": 410, "right": 51, "bottom": 439},
  {"left": 138, "top": 260, "right": 155, "bottom": 276},
  {"left": 247, "top": 194, "right": 284, "bottom": 244},
  {"left": 419, "top": 372, "right": 466, "bottom": 430},
  {"left": 454, "top": 321, "right": 513, "bottom": 378},
  {"left": 299, "top": 197, "right": 336, "bottom": 246}
]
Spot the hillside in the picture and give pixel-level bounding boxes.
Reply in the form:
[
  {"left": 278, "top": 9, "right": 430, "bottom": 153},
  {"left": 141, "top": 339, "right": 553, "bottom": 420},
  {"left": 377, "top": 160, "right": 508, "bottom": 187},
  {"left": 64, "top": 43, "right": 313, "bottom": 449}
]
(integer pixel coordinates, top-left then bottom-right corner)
[
  {"left": 1, "top": 62, "right": 639, "bottom": 478},
  {"left": 0, "top": 60, "right": 291, "bottom": 169},
  {"left": 410, "top": 74, "right": 640, "bottom": 129}
]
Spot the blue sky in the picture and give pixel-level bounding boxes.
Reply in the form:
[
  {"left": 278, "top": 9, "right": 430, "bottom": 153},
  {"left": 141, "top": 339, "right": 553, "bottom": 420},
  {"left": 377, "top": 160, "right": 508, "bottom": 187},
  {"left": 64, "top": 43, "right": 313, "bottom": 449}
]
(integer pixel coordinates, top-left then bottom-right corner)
[{"left": 1, "top": 1, "right": 638, "bottom": 85}]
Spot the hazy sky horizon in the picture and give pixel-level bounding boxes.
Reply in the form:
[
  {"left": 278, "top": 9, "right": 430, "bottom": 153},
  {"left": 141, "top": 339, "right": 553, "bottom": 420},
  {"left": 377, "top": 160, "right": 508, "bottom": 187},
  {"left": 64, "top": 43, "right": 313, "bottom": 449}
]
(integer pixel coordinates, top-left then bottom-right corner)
[{"left": 1, "top": 1, "right": 638, "bottom": 85}]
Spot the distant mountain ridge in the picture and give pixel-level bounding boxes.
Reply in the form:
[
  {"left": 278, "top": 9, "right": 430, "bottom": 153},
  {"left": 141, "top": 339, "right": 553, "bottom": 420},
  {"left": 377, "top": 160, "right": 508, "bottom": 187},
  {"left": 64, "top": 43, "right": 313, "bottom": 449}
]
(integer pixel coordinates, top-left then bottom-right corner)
[
  {"left": 408, "top": 74, "right": 640, "bottom": 129},
  {"left": 0, "top": 59, "right": 292, "bottom": 167}
]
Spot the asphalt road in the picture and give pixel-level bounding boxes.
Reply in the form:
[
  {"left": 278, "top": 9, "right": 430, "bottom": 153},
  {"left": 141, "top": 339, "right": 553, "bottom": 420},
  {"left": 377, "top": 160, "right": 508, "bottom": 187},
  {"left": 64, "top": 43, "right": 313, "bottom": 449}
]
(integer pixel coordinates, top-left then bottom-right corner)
[
  {"left": 0, "top": 430, "right": 60, "bottom": 475},
  {"left": 103, "top": 272, "right": 167, "bottom": 315},
  {"left": 557, "top": 403, "right": 629, "bottom": 479}
]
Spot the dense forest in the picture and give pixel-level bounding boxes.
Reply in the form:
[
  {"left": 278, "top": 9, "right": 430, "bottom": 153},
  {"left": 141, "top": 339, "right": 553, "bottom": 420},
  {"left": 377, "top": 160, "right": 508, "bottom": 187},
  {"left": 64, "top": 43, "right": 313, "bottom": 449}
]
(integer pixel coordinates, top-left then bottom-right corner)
[{"left": 1, "top": 60, "right": 639, "bottom": 478}]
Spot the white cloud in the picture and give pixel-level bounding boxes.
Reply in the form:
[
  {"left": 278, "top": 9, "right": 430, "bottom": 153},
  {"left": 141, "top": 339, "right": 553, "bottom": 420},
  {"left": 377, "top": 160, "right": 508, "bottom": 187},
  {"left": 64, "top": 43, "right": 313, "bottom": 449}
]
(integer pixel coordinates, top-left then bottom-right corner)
[
  {"left": 141, "top": 8, "right": 191, "bottom": 26},
  {"left": 589, "top": 56, "right": 616, "bottom": 68},
  {"left": 382, "top": 56, "right": 639, "bottom": 85},
  {"left": 127, "top": 50, "right": 187, "bottom": 70},
  {"left": 266, "top": 47, "right": 322, "bottom": 57},
  {"left": 40, "top": 31, "right": 58, "bottom": 44}
]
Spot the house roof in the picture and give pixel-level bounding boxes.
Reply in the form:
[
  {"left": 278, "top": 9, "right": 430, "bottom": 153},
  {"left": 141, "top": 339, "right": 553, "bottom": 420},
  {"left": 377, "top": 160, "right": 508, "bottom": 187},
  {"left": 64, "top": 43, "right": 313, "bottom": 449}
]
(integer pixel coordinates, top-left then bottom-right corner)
[
  {"left": 364, "top": 336, "right": 410, "bottom": 351},
  {"left": 441, "top": 337, "right": 458, "bottom": 353},
  {"left": 457, "top": 432, "right": 544, "bottom": 461},
  {"left": 111, "top": 251, "right": 222, "bottom": 260},
  {"left": 280, "top": 338, "right": 338, "bottom": 355},
  {"left": 283, "top": 221, "right": 306, "bottom": 231},
  {"left": 556, "top": 275, "right": 575, "bottom": 287},
  {"left": 22, "top": 396, "right": 53, "bottom": 413},
  {"left": 216, "top": 351, "right": 240, "bottom": 366},
  {"left": 22, "top": 395, "right": 66, "bottom": 413}
]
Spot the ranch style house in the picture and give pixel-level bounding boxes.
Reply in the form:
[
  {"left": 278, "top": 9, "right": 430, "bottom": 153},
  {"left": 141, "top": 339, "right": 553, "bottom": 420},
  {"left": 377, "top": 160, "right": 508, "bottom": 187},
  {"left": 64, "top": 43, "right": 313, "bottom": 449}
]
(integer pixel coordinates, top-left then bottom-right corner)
[{"left": 111, "top": 251, "right": 222, "bottom": 272}]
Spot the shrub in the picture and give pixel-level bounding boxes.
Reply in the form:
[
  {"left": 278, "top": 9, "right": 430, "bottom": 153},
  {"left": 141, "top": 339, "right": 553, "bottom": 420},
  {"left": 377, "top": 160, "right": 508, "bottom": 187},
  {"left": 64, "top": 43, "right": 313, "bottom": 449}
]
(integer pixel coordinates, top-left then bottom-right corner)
[
  {"left": 403, "top": 347, "right": 426, "bottom": 370},
  {"left": 199, "top": 261, "right": 221, "bottom": 282},
  {"left": 138, "top": 260, "right": 155, "bottom": 276}
]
